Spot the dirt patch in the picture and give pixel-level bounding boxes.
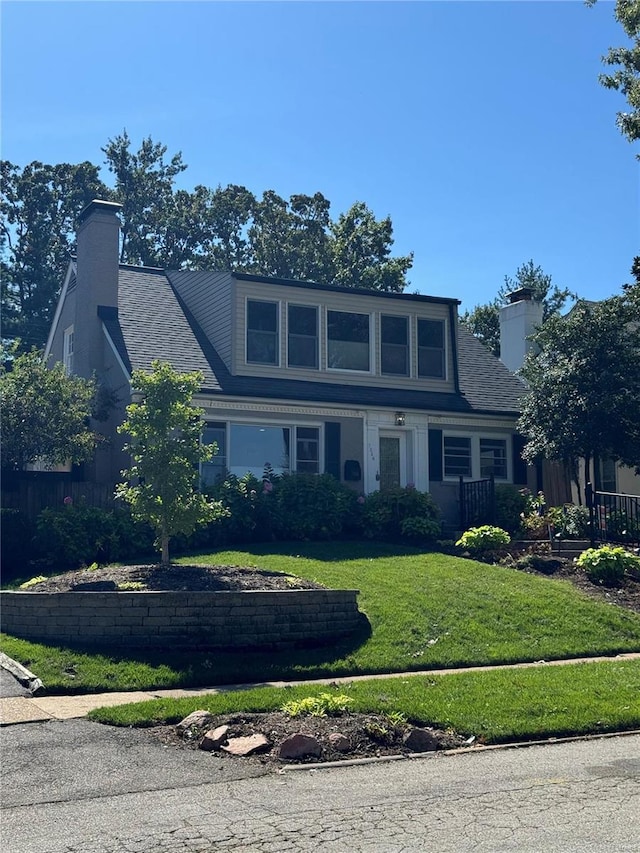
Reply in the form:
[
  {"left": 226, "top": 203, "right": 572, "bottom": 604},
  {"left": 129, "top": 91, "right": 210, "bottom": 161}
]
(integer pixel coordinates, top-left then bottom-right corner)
[
  {"left": 20, "top": 564, "right": 326, "bottom": 593},
  {"left": 144, "top": 709, "right": 470, "bottom": 768}
]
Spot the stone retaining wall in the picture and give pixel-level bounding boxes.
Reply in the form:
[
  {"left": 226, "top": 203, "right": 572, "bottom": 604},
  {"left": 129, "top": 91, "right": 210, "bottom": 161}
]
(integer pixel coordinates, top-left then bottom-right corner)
[{"left": 0, "top": 589, "right": 363, "bottom": 649}]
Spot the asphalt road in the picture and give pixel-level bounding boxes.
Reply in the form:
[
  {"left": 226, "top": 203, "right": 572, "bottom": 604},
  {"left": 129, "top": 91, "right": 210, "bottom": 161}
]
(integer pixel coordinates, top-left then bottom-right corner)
[{"left": 1, "top": 721, "right": 639, "bottom": 852}]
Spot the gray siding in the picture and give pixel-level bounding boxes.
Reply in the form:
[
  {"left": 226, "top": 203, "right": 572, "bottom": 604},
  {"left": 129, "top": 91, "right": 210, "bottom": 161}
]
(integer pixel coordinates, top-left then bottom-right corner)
[{"left": 168, "top": 270, "right": 234, "bottom": 370}]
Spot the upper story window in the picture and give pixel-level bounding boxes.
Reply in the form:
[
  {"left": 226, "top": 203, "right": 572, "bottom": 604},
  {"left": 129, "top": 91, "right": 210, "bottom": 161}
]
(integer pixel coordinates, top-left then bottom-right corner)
[
  {"left": 381, "top": 315, "right": 409, "bottom": 376},
  {"left": 246, "top": 300, "right": 279, "bottom": 365},
  {"left": 417, "top": 318, "right": 445, "bottom": 379},
  {"left": 480, "top": 438, "right": 507, "bottom": 479},
  {"left": 287, "top": 304, "right": 318, "bottom": 369},
  {"left": 327, "top": 310, "right": 370, "bottom": 371},
  {"left": 63, "top": 326, "right": 74, "bottom": 375}
]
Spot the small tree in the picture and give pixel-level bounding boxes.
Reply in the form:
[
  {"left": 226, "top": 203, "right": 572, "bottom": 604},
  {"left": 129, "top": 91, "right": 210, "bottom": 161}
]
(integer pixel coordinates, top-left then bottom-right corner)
[
  {"left": 0, "top": 347, "right": 99, "bottom": 470},
  {"left": 116, "top": 361, "right": 223, "bottom": 565}
]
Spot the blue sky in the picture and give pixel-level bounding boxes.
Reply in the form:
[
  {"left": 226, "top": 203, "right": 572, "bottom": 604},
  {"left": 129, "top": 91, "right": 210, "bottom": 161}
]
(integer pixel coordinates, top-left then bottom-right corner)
[{"left": 2, "top": 1, "right": 638, "bottom": 312}]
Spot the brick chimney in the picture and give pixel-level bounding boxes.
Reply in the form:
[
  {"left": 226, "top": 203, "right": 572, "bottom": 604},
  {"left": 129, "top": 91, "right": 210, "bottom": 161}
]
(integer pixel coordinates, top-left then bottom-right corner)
[
  {"left": 74, "top": 199, "right": 122, "bottom": 378},
  {"left": 499, "top": 287, "right": 543, "bottom": 373}
]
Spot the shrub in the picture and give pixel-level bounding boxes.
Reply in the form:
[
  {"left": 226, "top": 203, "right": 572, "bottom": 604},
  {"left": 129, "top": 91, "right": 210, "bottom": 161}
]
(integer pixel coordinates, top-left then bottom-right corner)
[
  {"left": 270, "top": 473, "right": 359, "bottom": 540},
  {"left": 456, "top": 525, "right": 511, "bottom": 557},
  {"left": 33, "top": 505, "right": 154, "bottom": 570},
  {"left": 495, "top": 485, "right": 528, "bottom": 534},
  {"left": 576, "top": 545, "right": 640, "bottom": 587},
  {"left": 202, "top": 473, "right": 270, "bottom": 545},
  {"left": 202, "top": 471, "right": 362, "bottom": 545},
  {"left": 400, "top": 515, "right": 442, "bottom": 543},
  {"left": 361, "top": 487, "right": 440, "bottom": 543},
  {"left": 547, "top": 504, "right": 590, "bottom": 540},
  {"left": 281, "top": 693, "right": 353, "bottom": 718}
]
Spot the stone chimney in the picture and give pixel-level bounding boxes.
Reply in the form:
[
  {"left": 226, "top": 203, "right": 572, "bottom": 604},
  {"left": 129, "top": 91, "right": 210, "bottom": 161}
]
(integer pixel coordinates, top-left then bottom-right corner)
[
  {"left": 499, "top": 287, "right": 543, "bottom": 373},
  {"left": 74, "top": 199, "right": 122, "bottom": 378}
]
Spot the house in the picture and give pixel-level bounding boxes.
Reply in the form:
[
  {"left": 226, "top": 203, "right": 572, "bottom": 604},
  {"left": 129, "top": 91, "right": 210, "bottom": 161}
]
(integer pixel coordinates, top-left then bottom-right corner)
[{"left": 44, "top": 199, "right": 533, "bottom": 527}]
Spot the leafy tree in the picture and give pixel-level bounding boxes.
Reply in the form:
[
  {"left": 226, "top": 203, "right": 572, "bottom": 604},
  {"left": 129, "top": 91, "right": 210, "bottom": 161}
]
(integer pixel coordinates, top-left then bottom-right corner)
[
  {"left": 460, "top": 260, "right": 574, "bottom": 356},
  {"left": 329, "top": 202, "right": 413, "bottom": 293},
  {"left": 198, "top": 183, "right": 256, "bottom": 270},
  {"left": 2, "top": 134, "right": 414, "bottom": 350},
  {"left": 587, "top": 0, "right": 640, "bottom": 155},
  {"left": 102, "top": 131, "right": 188, "bottom": 266},
  {"left": 518, "top": 294, "right": 640, "bottom": 499},
  {"left": 0, "top": 347, "right": 100, "bottom": 470},
  {"left": 115, "top": 361, "right": 224, "bottom": 565},
  {"left": 247, "top": 190, "right": 334, "bottom": 282},
  {"left": 1, "top": 160, "right": 107, "bottom": 349}
]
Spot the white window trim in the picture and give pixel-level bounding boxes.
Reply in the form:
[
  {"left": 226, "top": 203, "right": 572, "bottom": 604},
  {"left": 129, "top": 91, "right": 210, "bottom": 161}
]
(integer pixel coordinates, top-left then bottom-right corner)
[
  {"left": 245, "top": 297, "right": 281, "bottom": 367},
  {"left": 442, "top": 432, "right": 511, "bottom": 482},
  {"left": 325, "top": 307, "right": 373, "bottom": 375}
]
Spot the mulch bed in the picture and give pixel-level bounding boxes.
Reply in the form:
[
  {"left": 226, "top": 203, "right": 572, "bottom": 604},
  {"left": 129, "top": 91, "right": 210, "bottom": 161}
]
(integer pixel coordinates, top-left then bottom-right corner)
[
  {"left": 144, "top": 709, "right": 471, "bottom": 768},
  {"left": 21, "top": 564, "right": 326, "bottom": 593}
]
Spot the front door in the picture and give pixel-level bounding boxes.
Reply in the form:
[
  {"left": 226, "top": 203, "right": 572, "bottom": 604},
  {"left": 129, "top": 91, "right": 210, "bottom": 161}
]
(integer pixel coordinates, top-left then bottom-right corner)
[{"left": 379, "top": 433, "right": 405, "bottom": 490}]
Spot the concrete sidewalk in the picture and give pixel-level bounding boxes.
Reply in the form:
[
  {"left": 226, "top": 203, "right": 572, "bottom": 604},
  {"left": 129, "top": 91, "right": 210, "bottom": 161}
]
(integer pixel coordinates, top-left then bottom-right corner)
[{"left": 2, "top": 651, "right": 639, "bottom": 726}]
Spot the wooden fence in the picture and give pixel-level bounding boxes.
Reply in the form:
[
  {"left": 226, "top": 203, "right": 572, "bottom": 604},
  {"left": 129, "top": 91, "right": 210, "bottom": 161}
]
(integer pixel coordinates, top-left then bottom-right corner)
[{"left": 2, "top": 479, "right": 117, "bottom": 520}]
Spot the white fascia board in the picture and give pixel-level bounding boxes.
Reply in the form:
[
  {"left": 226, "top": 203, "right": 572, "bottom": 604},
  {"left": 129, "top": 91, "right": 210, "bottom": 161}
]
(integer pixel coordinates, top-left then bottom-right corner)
[
  {"left": 101, "top": 323, "right": 131, "bottom": 383},
  {"left": 44, "top": 260, "right": 76, "bottom": 361},
  {"left": 194, "top": 395, "right": 366, "bottom": 419}
]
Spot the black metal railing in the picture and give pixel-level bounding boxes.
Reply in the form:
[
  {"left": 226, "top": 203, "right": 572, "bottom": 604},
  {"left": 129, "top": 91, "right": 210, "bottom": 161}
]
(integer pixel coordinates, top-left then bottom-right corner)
[
  {"left": 585, "top": 482, "right": 640, "bottom": 547},
  {"left": 459, "top": 475, "right": 496, "bottom": 530}
]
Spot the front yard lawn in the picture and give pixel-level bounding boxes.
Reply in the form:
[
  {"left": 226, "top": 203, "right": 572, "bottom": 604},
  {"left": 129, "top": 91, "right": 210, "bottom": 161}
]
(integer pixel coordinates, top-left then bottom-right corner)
[{"left": 2, "top": 541, "right": 640, "bottom": 694}]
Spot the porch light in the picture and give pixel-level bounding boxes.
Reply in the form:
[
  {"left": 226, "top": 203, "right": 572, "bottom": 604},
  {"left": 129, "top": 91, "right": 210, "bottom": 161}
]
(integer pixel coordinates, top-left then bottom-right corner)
[{"left": 395, "top": 412, "right": 406, "bottom": 426}]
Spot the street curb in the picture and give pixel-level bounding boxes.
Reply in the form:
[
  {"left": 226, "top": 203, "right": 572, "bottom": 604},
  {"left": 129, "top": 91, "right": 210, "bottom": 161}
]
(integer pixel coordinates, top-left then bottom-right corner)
[
  {"left": 277, "top": 728, "right": 640, "bottom": 772},
  {"left": 0, "top": 653, "right": 44, "bottom": 695}
]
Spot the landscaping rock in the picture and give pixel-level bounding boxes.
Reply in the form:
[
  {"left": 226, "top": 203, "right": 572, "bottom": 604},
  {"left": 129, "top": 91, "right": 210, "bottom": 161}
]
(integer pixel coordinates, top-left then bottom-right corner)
[
  {"left": 279, "top": 733, "right": 323, "bottom": 760},
  {"left": 176, "top": 710, "right": 215, "bottom": 736},
  {"left": 200, "top": 724, "right": 229, "bottom": 751},
  {"left": 221, "top": 733, "right": 270, "bottom": 756},
  {"left": 403, "top": 727, "right": 439, "bottom": 752},
  {"left": 328, "top": 732, "right": 350, "bottom": 752}
]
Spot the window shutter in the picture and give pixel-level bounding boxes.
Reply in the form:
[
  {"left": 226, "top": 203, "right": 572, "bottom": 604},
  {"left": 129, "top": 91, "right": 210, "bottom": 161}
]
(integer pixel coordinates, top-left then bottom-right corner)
[
  {"left": 512, "top": 434, "right": 528, "bottom": 485},
  {"left": 324, "top": 422, "right": 341, "bottom": 480},
  {"left": 428, "top": 429, "right": 443, "bottom": 482}
]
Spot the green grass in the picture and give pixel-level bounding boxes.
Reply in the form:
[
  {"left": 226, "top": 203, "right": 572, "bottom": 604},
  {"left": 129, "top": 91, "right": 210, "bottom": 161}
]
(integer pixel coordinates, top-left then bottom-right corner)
[
  {"left": 88, "top": 659, "right": 640, "bottom": 744},
  {"left": 2, "top": 541, "right": 640, "bottom": 694}
]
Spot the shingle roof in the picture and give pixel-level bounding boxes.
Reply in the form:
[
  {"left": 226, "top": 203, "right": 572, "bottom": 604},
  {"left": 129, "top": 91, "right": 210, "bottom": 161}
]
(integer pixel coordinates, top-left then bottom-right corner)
[
  {"left": 106, "top": 266, "right": 525, "bottom": 416},
  {"left": 457, "top": 327, "right": 525, "bottom": 414},
  {"left": 111, "top": 267, "right": 221, "bottom": 390}
]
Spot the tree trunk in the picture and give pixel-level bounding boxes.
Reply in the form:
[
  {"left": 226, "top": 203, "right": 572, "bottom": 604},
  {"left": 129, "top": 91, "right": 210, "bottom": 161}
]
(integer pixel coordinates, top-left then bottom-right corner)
[
  {"left": 583, "top": 454, "right": 591, "bottom": 502},
  {"left": 574, "top": 476, "right": 582, "bottom": 506},
  {"left": 161, "top": 533, "right": 170, "bottom": 566}
]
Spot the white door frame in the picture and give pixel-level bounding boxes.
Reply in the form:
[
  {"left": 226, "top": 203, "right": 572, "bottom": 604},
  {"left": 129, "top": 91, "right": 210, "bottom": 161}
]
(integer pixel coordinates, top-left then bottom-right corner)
[{"left": 378, "top": 430, "right": 407, "bottom": 489}]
